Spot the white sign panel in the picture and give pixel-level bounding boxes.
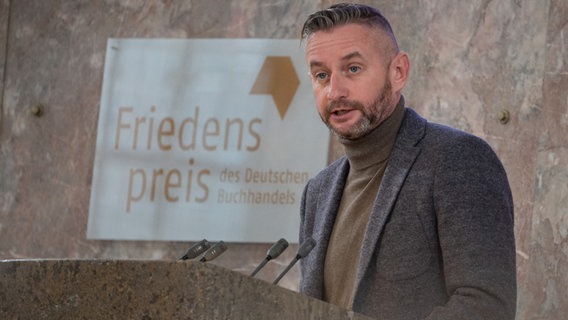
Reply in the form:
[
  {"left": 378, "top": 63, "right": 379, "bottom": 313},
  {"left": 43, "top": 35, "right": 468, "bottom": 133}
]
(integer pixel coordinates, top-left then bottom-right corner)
[{"left": 87, "top": 39, "right": 329, "bottom": 243}]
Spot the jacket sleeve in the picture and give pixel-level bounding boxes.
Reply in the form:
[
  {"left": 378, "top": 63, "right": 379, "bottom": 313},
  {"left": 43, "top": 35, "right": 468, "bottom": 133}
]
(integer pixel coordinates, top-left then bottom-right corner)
[
  {"left": 299, "top": 179, "right": 312, "bottom": 247},
  {"left": 427, "top": 134, "right": 517, "bottom": 320},
  {"left": 298, "top": 178, "right": 321, "bottom": 298}
]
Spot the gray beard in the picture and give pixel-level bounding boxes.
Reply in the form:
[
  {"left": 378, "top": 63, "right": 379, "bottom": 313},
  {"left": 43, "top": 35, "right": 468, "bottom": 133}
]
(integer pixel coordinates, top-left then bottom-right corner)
[{"left": 323, "top": 80, "right": 392, "bottom": 140}]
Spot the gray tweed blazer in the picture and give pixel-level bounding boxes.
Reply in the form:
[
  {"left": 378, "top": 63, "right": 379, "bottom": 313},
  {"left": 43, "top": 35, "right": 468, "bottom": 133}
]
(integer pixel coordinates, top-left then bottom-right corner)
[{"left": 299, "top": 108, "right": 516, "bottom": 320}]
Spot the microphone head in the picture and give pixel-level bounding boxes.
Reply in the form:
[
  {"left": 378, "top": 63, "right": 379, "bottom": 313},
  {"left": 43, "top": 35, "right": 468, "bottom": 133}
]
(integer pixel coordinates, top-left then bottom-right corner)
[
  {"left": 201, "top": 241, "right": 228, "bottom": 262},
  {"left": 180, "top": 239, "right": 210, "bottom": 260},
  {"left": 267, "top": 238, "right": 289, "bottom": 260},
  {"left": 296, "top": 237, "right": 316, "bottom": 259}
]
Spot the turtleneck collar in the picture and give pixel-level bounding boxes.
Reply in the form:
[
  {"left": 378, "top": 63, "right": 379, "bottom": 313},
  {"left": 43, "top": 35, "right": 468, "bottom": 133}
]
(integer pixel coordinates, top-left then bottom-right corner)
[{"left": 340, "top": 96, "right": 406, "bottom": 170}]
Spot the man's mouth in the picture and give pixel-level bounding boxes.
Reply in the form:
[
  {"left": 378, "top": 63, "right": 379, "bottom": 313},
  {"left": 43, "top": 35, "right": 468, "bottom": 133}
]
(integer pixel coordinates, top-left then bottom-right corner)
[
  {"left": 327, "top": 100, "right": 362, "bottom": 121},
  {"left": 331, "top": 108, "right": 353, "bottom": 117}
]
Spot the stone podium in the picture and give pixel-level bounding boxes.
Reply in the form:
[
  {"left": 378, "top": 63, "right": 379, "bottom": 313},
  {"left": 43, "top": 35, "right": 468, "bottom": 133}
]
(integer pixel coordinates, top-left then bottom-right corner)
[{"left": 0, "top": 259, "right": 373, "bottom": 319}]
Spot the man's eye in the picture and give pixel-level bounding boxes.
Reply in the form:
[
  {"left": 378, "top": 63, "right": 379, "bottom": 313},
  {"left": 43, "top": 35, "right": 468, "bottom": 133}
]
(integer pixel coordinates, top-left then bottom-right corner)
[
  {"left": 315, "top": 72, "right": 328, "bottom": 80},
  {"left": 348, "top": 66, "right": 360, "bottom": 73}
]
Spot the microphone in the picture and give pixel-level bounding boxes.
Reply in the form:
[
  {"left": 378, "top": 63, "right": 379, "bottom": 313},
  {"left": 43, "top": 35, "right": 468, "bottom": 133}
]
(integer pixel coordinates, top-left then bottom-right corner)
[
  {"left": 179, "top": 239, "right": 210, "bottom": 260},
  {"left": 273, "top": 237, "right": 316, "bottom": 285},
  {"left": 199, "top": 241, "right": 228, "bottom": 262},
  {"left": 250, "top": 238, "right": 289, "bottom": 277}
]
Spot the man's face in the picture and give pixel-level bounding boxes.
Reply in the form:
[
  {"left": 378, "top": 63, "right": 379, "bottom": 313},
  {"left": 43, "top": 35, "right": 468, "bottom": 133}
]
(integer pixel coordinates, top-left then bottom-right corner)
[{"left": 305, "top": 23, "right": 395, "bottom": 140}]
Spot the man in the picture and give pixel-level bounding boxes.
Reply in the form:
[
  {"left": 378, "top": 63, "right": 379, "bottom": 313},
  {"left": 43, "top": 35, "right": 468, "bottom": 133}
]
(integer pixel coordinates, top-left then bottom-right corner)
[{"left": 298, "top": 3, "right": 516, "bottom": 320}]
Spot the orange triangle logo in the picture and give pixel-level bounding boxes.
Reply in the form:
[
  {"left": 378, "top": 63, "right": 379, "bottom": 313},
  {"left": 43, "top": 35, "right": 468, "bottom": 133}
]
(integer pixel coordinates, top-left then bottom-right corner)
[{"left": 250, "top": 56, "right": 300, "bottom": 119}]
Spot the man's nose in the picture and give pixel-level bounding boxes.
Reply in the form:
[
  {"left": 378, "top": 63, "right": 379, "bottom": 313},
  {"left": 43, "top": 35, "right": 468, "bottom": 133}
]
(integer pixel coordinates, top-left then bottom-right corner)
[{"left": 327, "top": 73, "right": 349, "bottom": 101}]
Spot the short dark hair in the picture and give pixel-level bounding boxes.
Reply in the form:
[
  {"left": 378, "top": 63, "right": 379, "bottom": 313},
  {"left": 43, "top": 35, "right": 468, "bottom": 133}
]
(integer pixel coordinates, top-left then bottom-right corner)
[{"left": 301, "top": 3, "right": 398, "bottom": 51}]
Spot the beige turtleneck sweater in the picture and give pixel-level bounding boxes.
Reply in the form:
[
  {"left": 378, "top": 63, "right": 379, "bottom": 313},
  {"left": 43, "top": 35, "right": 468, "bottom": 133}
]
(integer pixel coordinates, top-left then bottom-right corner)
[{"left": 322, "top": 98, "right": 405, "bottom": 309}]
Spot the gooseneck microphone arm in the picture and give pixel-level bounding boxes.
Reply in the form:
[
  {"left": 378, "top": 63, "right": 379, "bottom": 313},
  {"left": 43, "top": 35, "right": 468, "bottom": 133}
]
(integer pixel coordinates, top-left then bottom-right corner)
[{"left": 273, "top": 237, "right": 316, "bottom": 285}]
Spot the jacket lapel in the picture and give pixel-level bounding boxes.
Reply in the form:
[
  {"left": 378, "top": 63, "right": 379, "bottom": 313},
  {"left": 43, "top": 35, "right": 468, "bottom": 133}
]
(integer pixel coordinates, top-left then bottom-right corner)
[{"left": 354, "top": 108, "right": 426, "bottom": 292}]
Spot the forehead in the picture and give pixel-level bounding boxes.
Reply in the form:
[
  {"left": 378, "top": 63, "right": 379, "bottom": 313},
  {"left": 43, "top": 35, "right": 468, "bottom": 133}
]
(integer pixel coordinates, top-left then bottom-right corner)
[{"left": 305, "top": 24, "right": 381, "bottom": 62}]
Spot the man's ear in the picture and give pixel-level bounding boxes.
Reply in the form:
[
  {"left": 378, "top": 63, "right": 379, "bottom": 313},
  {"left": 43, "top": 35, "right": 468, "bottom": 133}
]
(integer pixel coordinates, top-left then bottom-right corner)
[{"left": 389, "top": 51, "right": 410, "bottom": 93}]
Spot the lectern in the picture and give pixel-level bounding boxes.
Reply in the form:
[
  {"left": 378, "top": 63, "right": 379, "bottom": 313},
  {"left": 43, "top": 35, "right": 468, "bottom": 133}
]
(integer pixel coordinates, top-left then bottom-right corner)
[{"left": 0, "top": 259, "right": 373, "bottom": 319}]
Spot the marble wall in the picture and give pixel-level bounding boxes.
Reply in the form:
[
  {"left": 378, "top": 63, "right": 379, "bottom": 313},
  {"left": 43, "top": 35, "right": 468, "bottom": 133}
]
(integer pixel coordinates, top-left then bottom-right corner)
[{"left": 0, "top": 0, "right": 566, "bottom": 319}]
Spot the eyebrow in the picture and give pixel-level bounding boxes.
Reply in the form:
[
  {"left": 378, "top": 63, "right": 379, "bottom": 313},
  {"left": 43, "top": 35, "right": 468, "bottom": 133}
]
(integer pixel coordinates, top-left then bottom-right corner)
[
  {"left": 342, "top": 51, "right": 363, "bottom": 61},
  {"left": 309, "top": 51, "right": 364, "bottom": 69}
]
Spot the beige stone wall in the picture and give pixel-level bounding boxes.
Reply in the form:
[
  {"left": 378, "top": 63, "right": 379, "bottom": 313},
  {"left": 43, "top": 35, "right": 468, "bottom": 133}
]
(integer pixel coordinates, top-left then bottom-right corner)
[{"left": 0, "top": 1, "right": 566, "bottom": 318}]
